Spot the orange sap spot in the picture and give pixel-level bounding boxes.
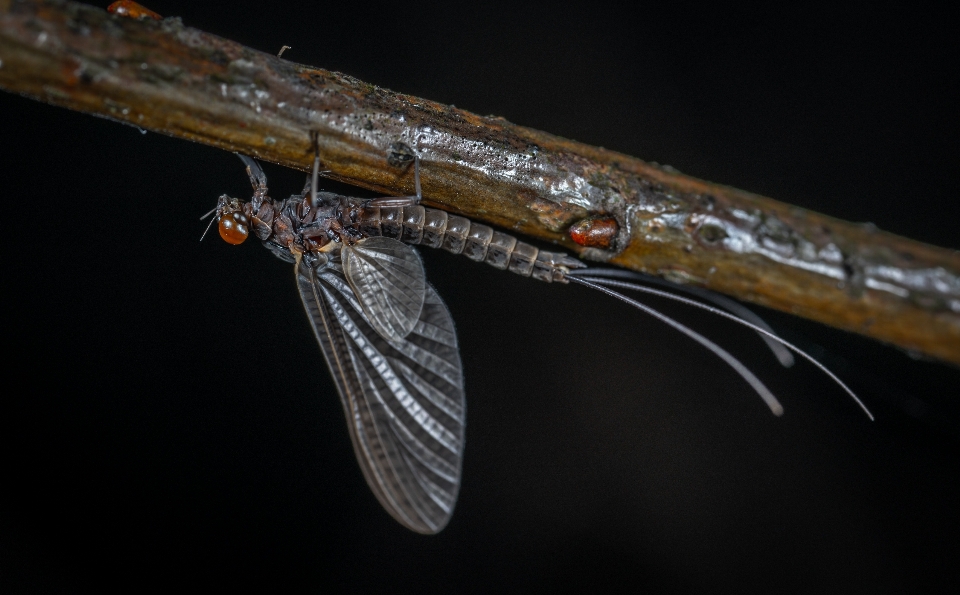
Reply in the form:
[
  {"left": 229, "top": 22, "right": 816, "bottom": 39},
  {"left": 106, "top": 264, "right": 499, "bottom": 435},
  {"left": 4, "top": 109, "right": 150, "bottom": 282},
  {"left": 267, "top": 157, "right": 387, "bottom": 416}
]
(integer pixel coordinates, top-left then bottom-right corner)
[
  {"left": 569, "top": 216, "right": 619, "bottom": 249},
  {"left": 107, "top": 1, "right": 162, "bottom": 21}
]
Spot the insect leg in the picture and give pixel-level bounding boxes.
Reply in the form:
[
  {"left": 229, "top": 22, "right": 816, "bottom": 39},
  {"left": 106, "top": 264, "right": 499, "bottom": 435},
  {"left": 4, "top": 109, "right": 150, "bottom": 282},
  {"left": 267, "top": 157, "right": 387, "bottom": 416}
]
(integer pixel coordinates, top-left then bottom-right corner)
[
  {"left": 310, "top": 131, "right": 321, "bottom": 208},
  {"left": 236, "top": 154, "right": 269, "bottom": 203},
  {"left": 369, "top": 142, "right": 421, "bottom": 207}
]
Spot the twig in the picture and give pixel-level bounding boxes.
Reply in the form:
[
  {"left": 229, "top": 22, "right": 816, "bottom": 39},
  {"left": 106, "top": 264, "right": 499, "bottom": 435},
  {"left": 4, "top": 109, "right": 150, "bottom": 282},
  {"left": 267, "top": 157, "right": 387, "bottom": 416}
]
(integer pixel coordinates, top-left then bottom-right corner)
[{"left": 1, "top": 0, "right": 958, "bottom": 363}]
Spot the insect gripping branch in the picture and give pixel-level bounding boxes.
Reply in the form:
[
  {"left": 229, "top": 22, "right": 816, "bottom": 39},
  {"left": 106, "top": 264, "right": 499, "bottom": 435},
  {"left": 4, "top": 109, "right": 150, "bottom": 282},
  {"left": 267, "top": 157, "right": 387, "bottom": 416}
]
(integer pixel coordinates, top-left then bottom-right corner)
[
  {"left": 1, "top": 0, "right": 959, "bottom": 363},
  {"left": 201, "top": 143, "right": 874, "bottom": 532}
]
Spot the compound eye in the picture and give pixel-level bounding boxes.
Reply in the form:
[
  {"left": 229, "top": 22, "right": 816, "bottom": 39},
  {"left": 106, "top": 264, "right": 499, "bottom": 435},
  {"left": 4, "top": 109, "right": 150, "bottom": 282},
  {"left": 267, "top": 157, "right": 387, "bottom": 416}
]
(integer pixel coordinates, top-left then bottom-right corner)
[{"left": 219, "top": 212, "right": 250, "bottom": 245}]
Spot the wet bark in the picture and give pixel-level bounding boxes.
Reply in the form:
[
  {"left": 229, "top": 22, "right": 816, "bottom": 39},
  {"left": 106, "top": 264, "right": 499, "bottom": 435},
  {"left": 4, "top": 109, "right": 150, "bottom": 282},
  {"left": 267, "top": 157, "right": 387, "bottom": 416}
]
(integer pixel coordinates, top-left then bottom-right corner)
[{"left": 2, "top": 0, "right": 958, "bottom": 364}]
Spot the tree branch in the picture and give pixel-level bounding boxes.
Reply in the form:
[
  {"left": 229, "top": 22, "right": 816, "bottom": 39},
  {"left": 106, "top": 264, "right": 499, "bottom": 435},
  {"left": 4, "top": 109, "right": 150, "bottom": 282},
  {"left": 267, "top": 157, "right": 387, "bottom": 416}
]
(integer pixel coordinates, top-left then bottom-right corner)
[{"left": 2, "top": 0, "right": 958, "bottom": 363}]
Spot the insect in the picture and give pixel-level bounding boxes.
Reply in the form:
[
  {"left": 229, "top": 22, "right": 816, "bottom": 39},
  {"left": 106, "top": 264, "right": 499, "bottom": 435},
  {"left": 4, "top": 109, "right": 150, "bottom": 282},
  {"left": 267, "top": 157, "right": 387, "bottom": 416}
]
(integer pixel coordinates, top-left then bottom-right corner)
[
  {"left": 203, "top": 140, "right": 585, "bottom": 533},
  {"left": 203, "top": 139, "right": 872, "bottom": 534}
]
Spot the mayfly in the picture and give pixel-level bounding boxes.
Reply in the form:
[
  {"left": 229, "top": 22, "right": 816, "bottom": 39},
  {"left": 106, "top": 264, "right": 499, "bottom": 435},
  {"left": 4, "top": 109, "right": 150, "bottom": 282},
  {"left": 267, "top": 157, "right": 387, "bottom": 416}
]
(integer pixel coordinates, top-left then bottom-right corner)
[{"left": 202, "top": 138, "right": 873, "bottom": 534}]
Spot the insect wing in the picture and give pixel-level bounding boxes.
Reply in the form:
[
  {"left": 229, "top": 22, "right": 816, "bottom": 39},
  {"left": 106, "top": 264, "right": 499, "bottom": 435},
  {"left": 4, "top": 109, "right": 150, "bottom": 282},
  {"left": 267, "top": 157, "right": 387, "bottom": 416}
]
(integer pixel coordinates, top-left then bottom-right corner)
[
  {"left": 296, "top": 251, "right": 465, "bottom": 534},
  {"left": 341, "top": 237, "right": 427, "bottom": 342}
]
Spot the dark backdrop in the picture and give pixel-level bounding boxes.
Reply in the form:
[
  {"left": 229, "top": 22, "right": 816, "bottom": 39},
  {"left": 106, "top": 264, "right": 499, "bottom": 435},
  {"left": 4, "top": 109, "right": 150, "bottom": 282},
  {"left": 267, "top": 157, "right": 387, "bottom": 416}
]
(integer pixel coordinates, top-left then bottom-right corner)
[{"left": 3, "top": 1, "right": 958, "bottom": 593}]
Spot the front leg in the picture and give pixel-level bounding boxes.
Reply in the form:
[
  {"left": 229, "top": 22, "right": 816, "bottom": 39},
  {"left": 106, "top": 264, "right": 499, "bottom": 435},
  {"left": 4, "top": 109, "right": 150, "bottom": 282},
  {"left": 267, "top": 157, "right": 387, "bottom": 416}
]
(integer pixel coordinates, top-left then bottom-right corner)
[{"left": 237, "top": 154, "right": 269, "bottom": 205}]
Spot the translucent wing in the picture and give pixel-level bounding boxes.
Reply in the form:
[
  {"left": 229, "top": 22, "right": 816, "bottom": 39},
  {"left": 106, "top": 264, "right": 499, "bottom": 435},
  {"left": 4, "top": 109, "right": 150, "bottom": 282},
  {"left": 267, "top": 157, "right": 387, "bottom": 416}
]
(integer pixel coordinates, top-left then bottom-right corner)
[
  {"left": 296, "top": 249, "right": 465, "bottom": 534},
  {"left": 341, "top": 237, "right": 427, "bottom": 342}
]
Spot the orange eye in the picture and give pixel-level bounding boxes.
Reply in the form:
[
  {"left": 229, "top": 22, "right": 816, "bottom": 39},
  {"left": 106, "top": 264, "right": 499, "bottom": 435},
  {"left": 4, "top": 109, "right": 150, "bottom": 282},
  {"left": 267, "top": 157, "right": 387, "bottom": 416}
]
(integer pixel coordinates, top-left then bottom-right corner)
[{"left": 219, "top": 212, "right": 250, "bottom": 245}]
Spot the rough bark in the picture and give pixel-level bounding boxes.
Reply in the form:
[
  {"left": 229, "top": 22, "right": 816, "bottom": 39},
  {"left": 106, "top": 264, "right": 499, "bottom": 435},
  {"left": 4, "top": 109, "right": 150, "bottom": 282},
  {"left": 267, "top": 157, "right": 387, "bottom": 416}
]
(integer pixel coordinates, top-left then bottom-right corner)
[{"left": 2, "top": 0, "right": 958, "bottom": 363}]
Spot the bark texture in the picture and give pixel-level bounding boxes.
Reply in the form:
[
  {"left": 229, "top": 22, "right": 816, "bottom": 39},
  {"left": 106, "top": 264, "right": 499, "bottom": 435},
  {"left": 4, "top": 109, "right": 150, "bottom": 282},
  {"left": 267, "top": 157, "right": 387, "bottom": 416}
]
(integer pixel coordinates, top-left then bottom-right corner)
[{"left": 2, "top": 0, "right": 958, "bottom": 363}]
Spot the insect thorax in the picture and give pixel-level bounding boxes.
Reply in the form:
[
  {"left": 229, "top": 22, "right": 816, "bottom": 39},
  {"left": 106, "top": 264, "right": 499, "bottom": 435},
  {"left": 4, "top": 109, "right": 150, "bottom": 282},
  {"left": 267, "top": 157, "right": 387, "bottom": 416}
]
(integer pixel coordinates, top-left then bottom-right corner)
[{"left": 247, "top": 191, "right": 367, "bottom": 260}]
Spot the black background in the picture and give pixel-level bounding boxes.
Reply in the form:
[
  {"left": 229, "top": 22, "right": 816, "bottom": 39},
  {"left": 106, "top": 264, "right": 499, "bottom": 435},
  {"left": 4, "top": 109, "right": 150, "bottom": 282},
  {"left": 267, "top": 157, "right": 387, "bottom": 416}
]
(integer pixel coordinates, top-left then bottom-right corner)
[{"left": 3, "top": 1, "right": 958, "bottom": 592}]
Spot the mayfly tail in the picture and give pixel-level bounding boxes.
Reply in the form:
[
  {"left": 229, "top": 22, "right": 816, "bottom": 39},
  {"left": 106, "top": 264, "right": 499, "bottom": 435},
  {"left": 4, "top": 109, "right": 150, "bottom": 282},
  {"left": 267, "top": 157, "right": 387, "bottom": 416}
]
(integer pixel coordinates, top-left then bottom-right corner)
[
  {"left": 566, "top": 275, "right": 785, "bottom": 416},
  {"left": 572, "top": 268, "right": 795, "bottom": 368},
  {"left": 566, "top": 272, "right": 874, "bottom": 421}
]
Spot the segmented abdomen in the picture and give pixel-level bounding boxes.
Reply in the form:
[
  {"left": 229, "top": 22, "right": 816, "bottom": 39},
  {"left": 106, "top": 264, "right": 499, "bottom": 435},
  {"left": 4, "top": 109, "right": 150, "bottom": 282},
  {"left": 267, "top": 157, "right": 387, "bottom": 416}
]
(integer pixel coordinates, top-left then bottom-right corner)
[{"left": 357, "top": 205, "right": 582, "bottom": 283}]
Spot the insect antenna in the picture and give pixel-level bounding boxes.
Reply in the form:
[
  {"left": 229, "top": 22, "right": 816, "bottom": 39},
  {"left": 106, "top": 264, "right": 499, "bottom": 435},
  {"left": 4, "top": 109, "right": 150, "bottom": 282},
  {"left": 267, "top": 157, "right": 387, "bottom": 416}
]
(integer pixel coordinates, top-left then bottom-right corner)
[
  {"left": 565, "top": 270, "right": 874, "bottom": 420},
  {"left": 198, "top": 203, "right": 220, "bottom": 242}
]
